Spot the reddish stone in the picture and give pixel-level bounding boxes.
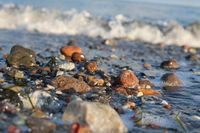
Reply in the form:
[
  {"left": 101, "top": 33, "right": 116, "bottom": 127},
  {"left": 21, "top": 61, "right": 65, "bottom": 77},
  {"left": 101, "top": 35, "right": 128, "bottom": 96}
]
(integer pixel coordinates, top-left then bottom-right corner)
[
  {"left": 51, "top": 75, "right": 91, "bottom": 93},
  {"left": 85, "top": 61, "right": 98, "bottom": 73},
  {"left": 7, "top": 125, "right": 21, "bottom": 133},
  {"left": 119, "top": 70, "right": 139, "bottom": 87},
  {"left": 115, "top": 87, "right": 128, "bottom": 96},
  {"left": 71, "top": 123, "right": 92, "bottom": 133},
  {"left": 60, "top": 46, "right": 83, "bottom": 57},
  {"left": 71, "top": 52, "right": 86, "bottom": 62}
]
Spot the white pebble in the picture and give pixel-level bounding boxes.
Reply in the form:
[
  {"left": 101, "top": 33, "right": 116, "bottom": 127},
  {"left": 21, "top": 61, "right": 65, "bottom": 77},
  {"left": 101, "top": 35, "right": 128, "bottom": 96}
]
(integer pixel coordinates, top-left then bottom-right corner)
[
  {"left": 58, "top": 62, "right": 75, "bottom": 71},
  {"left": 137, "top": 92, "right": 143, "bottom": 97},
  {"left": 56, "top": 71, "right": 64, "bottom": 76}
]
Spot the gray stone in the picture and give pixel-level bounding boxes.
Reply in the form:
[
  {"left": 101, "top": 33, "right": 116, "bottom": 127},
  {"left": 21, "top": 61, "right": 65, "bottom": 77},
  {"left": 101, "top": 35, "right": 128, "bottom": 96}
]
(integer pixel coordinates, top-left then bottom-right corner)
[
  {"left": 7, "top": 45, "right": 37, "bottom": 68},
  {"left": 62, "top": 100, "right": 127, "bottom": 133}
]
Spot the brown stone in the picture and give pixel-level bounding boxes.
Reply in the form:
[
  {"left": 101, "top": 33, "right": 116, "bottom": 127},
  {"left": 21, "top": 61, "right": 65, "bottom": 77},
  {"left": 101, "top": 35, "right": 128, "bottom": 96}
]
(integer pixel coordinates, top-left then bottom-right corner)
[
  {"left": 114, "top": 87, "right": 128, "bottom": 96},
  {"left": 60, "top": 45, "right": 83, "bottom": 57},
  {"left": 143, "top": 63, "right": 152, "bottom": 70},
  {"left": 26, "top": 117, "right": 56, "bottom": 133},
  {"left": 139, "top": 79, "right": 154, "bottom": 89},
  {"left": 160, "top": 59, "right": 179, "bottom": 69},
  {"left": 71, "top": 52, "right": 86, "bottom": 62},
  {"left": 85, "top": 61, "right": 98, "bottom": 73},
  {"left": 161, "top": 73, "right": 182, "bottom": 89},
  {"left": 51, "top": 75, "right": 91, "bottom": 93},
  {"left": 87, "top": 76, "right": 105, "bottom": 87},
  {"left": 118, "top": 70, "right": 139, "bottom": 87}
]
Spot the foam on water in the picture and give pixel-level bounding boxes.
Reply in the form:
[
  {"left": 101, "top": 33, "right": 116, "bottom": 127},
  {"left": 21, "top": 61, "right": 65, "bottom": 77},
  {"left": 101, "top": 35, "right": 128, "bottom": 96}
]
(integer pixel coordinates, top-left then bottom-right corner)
[{"left": 0, "top": 4, "right": 199, "bottom": 47}]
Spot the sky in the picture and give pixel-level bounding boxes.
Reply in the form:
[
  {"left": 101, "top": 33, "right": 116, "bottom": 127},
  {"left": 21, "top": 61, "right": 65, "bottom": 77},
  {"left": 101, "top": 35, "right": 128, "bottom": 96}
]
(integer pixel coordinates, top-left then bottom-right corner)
[
  {"left": 0, "top": 0, "right": 200, "bottom": 8},
  {"left": 136, "top": 0, "right": 200, "bottom": 7}
]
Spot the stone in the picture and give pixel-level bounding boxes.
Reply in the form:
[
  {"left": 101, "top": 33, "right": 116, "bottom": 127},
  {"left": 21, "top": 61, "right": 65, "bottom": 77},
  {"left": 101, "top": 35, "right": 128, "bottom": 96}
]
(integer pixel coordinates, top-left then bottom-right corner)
[
  {"left": 20, "top": 90, "right": 62, "bottom": 112},
  {"left": 71, "top": 52, "right": 86, "bottom": 62},
  {"left": 51, "top": 75, "right": 91, "bottom": 93},
  {"left": 102, "top": 39, "right": 117, "bottom": 46},
  {"left": 85, "top": 61, "right": 98, "bottom": 73},
  {"left": 62, "top": 100, "right": 127, "bottom": 133},
  {"left": 7, "top": 45, "right": 37, "bottom": 68},
  {"left": 87, "top": 76, "right": 105, "bottom": 87},
  {"left": 26, "top": 117, "right": 56, "bottom": 133},
  {"left": 161, "top": 73, "right": 182, "bottom": 89},
  {"left": 6, "top": 68, "right": 24, "bottom": 79},
  {"left": 160, "top": 59, "right": 179, "bottom": 69},
  {"left": 139, "top": 79, "right": 154, "bottom": 89},
  {"left": 58, "top": 62, "right": 75, "bottom": 71},
  {"left": 143, "top": 63, "right": 152, "bottom": 70},
  {"left": 118, "top": 70, "right": 139, "bottom": 87},
  {"left": 60, "top": 45, "right": 83, "bottom": 57}
]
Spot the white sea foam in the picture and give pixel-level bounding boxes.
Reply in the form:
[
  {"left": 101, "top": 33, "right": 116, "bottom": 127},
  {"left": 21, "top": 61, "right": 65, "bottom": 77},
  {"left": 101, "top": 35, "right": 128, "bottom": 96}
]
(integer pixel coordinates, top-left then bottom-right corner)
[{"left": 0, "top": 4, "right": 199, "bottom": 47}]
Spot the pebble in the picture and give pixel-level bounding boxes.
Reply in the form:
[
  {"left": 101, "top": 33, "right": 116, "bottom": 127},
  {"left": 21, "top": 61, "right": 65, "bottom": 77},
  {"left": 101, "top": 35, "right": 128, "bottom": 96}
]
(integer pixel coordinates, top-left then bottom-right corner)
[
  {"left": 160, "top": 59, "right": 179, "bottom": 69},
  {"left": 20, "top": 90, "right": 62, "bottom": 112},
  {"left": 143, "top": 63, "right": 152, "bottom": 70},
  {"left": 6, "top": 68, "right": 24, "bottom": 79},
  {"left": 56, "top": 71, "right": 64, "bottom": 76},
  {"left": 62, "top": 100, "right": 127, "bottom": 133},
  {"left": 7, "top": 45, "right": 37, "bottom": 68},
  {"left": 102, "top": 39, "right": 117, "bottom": 46},
  {"left": 115, "top": 87, "right": 129, "bottom": 96},
  {"left": 71, "top": 52, "right": 86, "bottom": 62},
  {"left": 161, "top": 73, "right": 182, "bottom": 89},
  {"left": 60, "top": 45, "right": 83, "bottom": 57},
  {"left": 51, "top": 75, "right": 91, "bottom": 93},
  {"left": 186, "top": 54, "right": 199, "bottom": 62},
  {"left": 70, "top": 123, "right": 92, "bottom": 133},
  {"left": 26, "top": 117, "right": 56, "bottom": 133},
  {"left": 118, "top": 70, "right": 139, "bottom": 87},
  {"left": 139, "top": 79, "right": 154, "bottom": 89},
  {"left": 183, "top": 45, "right": 197, "bottom": 54},
  {"left": 58, "top": 62, "right": 75, "bottom": 71},
  {"left": 87, "top": 76, "right": 105, "bottom": 87},
  {"left": 85, "top": 61, "right": 98, "bottom": 73}
]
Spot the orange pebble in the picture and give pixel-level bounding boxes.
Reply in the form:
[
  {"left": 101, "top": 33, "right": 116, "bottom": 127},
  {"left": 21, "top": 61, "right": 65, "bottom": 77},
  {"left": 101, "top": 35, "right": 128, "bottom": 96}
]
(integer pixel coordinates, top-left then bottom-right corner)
[
  {"left": 138, "top": 88, "right": 161, "bottom": 95},
  {"left": 60, "top": 46, "right": 83, "bottom": 57}
]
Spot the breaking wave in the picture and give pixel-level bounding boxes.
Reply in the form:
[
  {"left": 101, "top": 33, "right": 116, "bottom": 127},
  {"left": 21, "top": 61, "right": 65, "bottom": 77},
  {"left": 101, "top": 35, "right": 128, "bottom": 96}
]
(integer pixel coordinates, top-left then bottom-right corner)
[{"left": 0, "top": 4, "right": 199, "bottom": 47}]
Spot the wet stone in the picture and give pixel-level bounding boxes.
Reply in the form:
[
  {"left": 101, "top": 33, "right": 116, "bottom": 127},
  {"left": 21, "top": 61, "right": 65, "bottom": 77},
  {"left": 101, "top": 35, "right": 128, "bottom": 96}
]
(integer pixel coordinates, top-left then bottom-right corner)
[
  {"left": 71, "top": 52, "right": 86, "bottom": 62},
  {"left": 85, "top": 61, "right": 98, "bottom": 73},
  {"left": 7, "top": 45, "right": 37, "bottom": 68},
  {"left": 26, "top": 117, "right": 56, "bottom": 133},
  {"left": 62, "top": 99, "right": 127, "bottom": 133},
  {"left": 160, "top": 59, "right": 179, "bottom": 69},
  {"left": 51, "top": 75, "right": 91, "bottom": 93},
  {"left": 60, "top": 45, "right": 83, "bottom": 57},
  {"left": 86, "top": 76, "right": 105, "bottom": 87},
  {"left": 139, "top": 79, "right": 154, "bottom": 89},
  {"left": 118, "top": 70, "right": 139, "bottom": 87},
  {"left": 161, "top": 73, "right": 182, "bottom": 89}
]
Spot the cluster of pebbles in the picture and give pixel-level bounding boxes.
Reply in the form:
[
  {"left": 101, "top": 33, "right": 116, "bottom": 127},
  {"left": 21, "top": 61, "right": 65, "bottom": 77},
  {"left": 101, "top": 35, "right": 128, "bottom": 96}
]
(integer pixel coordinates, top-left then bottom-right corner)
[{"left": 0, "top": 38, "right": 199, "bottom": 133}]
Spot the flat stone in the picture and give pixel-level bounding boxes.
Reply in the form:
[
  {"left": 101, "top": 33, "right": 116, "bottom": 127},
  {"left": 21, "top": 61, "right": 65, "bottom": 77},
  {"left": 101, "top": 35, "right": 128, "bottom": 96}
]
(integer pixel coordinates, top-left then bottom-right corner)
[
  {"left": 62, "top": 100, "right": 127, "bottom": 133},
  {"left": 51, "top": 75, "right": 91, "bottom": 93}
]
